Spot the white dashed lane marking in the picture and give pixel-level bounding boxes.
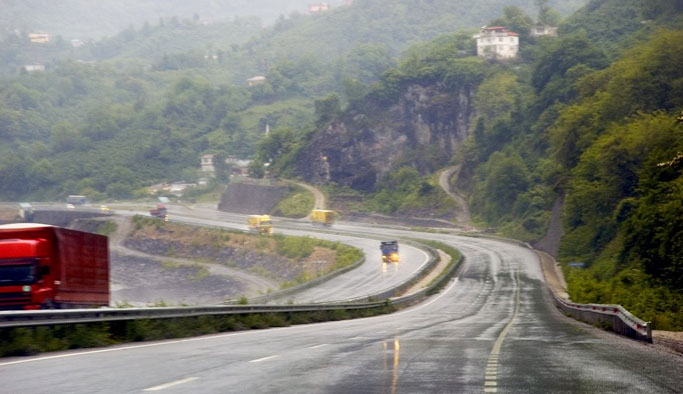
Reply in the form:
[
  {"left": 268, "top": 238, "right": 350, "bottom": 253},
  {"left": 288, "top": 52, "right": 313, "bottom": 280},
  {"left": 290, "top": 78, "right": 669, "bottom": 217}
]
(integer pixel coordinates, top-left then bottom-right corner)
[
  {"left": 143, "top": 377, "right": 198, "bottom": 391},
  {"left": 249, "top": 355, "right": 279, "bottom": 363}
]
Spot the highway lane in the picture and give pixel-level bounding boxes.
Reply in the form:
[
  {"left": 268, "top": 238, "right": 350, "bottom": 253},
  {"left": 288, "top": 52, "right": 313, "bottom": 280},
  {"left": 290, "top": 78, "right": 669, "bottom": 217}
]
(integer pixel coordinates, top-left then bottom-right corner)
[
  {"left": 116, "top": 208, "right": 431, "bottom": 303},
  {"left": 1, "top": 235, "right": 681, "bottom": 393}
]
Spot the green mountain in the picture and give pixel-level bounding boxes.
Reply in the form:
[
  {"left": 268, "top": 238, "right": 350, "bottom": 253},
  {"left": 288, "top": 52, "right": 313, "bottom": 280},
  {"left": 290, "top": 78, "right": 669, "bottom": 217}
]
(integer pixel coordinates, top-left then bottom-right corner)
[{"left": 281, "top": 0, "right": 682, "bottom": 328}]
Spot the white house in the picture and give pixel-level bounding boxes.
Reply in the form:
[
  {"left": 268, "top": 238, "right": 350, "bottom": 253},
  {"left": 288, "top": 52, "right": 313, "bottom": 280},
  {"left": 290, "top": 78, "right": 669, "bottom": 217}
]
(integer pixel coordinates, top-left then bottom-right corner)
[
  {"left": 201, "top": 154, "right": 215, "bottom": 173},
  {"left": 474, "top": 26, "right": 519, "bottom": 59},
  {"left": 29, "top": 33, "right": 50, "bottom": 43},
  {"left": 24, "top": 64, "right": 45, "bottom": 72},
  {"left": 247, "top": 76, "right": 266, "bottom": 86},
  {"left": 530, "top": 25, "right": 558, "bottom": 37},
  {"left": 308, "top": 3, "right": 329, "bottom": 13}
]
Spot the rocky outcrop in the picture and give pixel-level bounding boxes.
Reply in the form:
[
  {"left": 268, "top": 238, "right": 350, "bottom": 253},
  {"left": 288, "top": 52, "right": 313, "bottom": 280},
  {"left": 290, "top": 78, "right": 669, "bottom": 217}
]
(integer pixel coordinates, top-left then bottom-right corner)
[{"left": 298, "top": 83, "right": 475, "bottom": 191}]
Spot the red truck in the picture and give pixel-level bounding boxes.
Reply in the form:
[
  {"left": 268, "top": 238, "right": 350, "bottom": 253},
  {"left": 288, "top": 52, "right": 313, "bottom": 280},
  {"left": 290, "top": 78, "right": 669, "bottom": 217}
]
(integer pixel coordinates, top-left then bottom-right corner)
[
  {"left": 0, "top": 224, "right": 109, "bottom": 310},
  {"left": 149, "top": 204, "right": 168, "bottom": 220}
]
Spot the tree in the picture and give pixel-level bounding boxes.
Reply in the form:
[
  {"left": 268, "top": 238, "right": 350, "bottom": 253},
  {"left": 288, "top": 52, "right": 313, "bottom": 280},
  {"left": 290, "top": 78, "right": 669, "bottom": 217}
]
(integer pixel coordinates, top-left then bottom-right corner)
[
  {"left": 248, "top": 161, "right": 265, "bottom": 179},
  {"left": 213, "top": 152, "right": 232, "bottom": 183},
  {"left": 314, "top": 94, "right": 341, "bottom": 125}
]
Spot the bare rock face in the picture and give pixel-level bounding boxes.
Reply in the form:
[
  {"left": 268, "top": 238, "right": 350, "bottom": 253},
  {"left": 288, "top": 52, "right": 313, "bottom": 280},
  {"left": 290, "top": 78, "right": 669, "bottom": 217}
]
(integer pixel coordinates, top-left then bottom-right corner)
[{"left": 298, "top": 83, "right": 475, "bottom": 191}]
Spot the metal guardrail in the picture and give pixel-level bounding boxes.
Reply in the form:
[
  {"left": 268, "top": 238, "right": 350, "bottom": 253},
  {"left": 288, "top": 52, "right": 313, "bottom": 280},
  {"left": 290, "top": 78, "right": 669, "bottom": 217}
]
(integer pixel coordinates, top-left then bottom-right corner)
[
  {"left": 0, "top": 302, "right": 388, "bottom": 328},
  {"left": 551, "top": 291, "right": 651, "bottom": 342},
  {"left": 479, "top": 235, "right": 654, "bottom": 343}
]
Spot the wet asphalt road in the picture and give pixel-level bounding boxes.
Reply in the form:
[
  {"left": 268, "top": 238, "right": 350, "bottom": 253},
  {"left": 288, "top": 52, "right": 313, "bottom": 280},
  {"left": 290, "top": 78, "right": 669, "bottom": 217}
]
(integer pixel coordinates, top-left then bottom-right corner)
[{"left": 1, "top": 230, "right": 681, "bottom": 393}]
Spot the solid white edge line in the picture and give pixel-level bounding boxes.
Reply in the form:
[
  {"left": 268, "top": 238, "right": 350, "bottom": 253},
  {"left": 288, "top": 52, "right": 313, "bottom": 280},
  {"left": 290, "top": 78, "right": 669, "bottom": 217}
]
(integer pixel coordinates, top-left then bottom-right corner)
[
  {"left": 143, "top": 377, "right": 199, "bottom": 391},
  {"left": 308, "top": 344, "right": 328, "bottom": 349}
]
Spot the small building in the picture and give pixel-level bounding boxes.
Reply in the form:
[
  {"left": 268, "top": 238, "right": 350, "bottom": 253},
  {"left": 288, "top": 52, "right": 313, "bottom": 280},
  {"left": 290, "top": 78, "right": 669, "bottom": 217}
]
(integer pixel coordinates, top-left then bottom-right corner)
[
  {"left": 70, "top": 39, "right": 85, "bottom": 48},
  {"left": 247, "top": 76, "right": 267, "bottom": 86},
  {"left": 169, "top": 182, "right": 196, "bottom": 194},
  {"left": 29, "top": 33, "right": 50, "bottom": 43},
  {"left": 24, "top": 64, "right": 45, "bottom": 72},
  {"left": 474, "top": 26, "right": 519, "bottom": 59},
  {"left": 201, "top": 154, "right": 216, "bottom": 173},
  {"left": 308, "top": 3, "right": 329, "bottom": 13},
  {"left": 226, "top": 156, "right": 252, "bottom": 176},
  {"left": 530, "top": 25, "right": 558, "bottom": 37}
]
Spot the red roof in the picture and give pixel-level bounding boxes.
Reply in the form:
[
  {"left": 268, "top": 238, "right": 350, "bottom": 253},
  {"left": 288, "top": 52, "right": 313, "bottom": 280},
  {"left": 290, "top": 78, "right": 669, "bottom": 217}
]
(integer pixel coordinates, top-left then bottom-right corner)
[{"left": 508, "top": 32, "right": 519, "bottom": 36}]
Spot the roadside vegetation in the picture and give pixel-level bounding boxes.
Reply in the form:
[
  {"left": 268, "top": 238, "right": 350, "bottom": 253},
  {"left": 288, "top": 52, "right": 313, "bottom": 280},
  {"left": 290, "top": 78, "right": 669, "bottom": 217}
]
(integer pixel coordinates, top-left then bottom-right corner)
[
  {"left": 129, "top": 215, "right": 362, "bottom": 288},
  {"left": 271, "top": 184, "right": 314, "bottom": 218},
  {"left": 264, "top": 1, "right": 683, "bottom": 328},
  {"left": 0, "top": 304, "right": 394, "bottom": 358}
]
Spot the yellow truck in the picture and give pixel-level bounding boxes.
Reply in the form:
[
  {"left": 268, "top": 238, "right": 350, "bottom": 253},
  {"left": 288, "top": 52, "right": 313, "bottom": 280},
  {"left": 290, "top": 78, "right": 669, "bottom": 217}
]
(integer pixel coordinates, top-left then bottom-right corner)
[
  {"left": 247, "top": 215, "right": 273, "bottom": 235},
  {"left": 311, "top": 209, "right": 335, "bottom": 227}
]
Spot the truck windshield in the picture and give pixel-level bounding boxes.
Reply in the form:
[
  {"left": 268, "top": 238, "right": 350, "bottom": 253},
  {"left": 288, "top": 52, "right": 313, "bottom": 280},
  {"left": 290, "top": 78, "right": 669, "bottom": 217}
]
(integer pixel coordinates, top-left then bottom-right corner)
[{"left": 0, "top": 259, "right": 38, "bottom": 286}]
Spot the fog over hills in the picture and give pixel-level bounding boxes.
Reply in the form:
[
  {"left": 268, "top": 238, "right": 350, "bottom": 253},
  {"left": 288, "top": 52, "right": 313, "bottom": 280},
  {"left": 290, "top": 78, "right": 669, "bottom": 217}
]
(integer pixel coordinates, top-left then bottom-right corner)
[{"left": 0, "top": 0, "right": 347, "bottom": 39}]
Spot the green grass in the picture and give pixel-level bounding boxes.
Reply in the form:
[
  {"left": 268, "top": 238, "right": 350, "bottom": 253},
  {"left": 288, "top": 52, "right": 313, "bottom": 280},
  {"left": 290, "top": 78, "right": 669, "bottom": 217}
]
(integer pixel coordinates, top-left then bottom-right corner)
[
  {"left": 96, "top": 221, "right": 118, "bottom": 237},
  {"left": 272, "top": 185, "right": 314, "bottom": 218}
]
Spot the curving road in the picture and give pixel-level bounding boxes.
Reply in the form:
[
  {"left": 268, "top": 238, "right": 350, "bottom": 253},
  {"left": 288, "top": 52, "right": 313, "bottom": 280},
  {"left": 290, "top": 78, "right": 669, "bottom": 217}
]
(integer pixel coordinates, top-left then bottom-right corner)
[
  {"left": 1, "top": 223, "right": 681, "bottom": 393},
  {"left": 118, "top": 207, "right": 432, "bottom": 304}
]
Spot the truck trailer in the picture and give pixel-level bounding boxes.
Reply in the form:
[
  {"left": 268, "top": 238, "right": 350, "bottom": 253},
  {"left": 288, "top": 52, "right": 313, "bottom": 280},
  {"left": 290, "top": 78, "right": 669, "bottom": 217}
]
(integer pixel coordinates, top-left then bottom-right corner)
[
  {"left": 247, "top": 215, "right": 273, "bottom": 235},
  {"left": 0, "top": 223, "right": 109, "bottom": 310},
  {"left": 311, "top": 209, "right": 335, "bottom": 227}
]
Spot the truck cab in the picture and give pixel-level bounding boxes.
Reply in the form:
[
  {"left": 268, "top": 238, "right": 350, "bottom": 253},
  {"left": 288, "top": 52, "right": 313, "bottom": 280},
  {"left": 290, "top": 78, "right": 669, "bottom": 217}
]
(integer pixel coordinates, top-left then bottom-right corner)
[{"left": 380, "top": 241, "right": 399, "bottom": 263}]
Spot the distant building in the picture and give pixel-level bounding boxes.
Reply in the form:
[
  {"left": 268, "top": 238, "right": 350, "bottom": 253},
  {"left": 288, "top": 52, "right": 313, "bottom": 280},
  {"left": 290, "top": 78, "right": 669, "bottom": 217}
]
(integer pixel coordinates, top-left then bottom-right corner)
[
  {"left": 201, "top": 154, "right": 215, "bottom": 173},
  {"left": 308, "top": 3, "right": 329, "bottom": 13},
  {"left": 29, "top": 33, "right": 50, "bottom": 43},
  {"left": 247, "top": 75, "right": 267, "bottom": 86},
  {"left": 147, "top": 182, "right": 196, "bottom": 196},
  {"left": 169, "top": 182, "right": 196, "bottom": 194},
  {"left": 474, "top": 26, "right": 519, "bottom": 59},
  {"left": 23, "top": 64, "right": 45, "bottom": 72},
  {"left": 70, "top": 39, "right": 85, "bottom": 48},
  {"left": 530, "top": 25, "right": 558, "bottom": 37},
  {"left": 226, "top": 156, "right": 252, "bottom": 176}
]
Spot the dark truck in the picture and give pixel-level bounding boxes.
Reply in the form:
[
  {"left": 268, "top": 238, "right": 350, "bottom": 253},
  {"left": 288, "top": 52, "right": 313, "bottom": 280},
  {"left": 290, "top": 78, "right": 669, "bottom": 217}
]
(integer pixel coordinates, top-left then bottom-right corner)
[
  {"left": 149, "top": 204, "right": 168, "bottom": 220},
  {"left": 0, "top": 224, "right": 109, "bottom": 310},
  {"left": 380, "top": 241, "right": 400, "bottom": 263}
]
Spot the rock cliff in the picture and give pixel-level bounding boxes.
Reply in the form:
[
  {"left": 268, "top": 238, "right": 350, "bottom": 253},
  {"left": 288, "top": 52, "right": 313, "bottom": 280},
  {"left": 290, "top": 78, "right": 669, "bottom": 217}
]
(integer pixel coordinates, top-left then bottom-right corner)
[{"left": 297, "top": 83, "right": 475, "bottom": 191}]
